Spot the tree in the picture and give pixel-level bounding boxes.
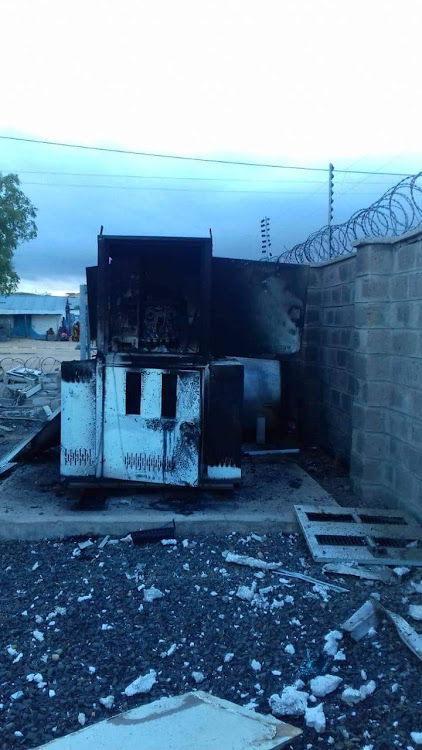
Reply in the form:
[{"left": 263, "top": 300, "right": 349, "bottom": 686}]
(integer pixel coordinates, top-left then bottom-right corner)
[{"left": 0, "top": 173, "right": 37, "bottom": 294}]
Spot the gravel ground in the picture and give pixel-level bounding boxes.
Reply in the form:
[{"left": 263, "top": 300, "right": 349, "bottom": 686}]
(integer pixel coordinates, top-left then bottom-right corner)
[{"left": 0, "top": 532, "right": 421, "bottom": 749}]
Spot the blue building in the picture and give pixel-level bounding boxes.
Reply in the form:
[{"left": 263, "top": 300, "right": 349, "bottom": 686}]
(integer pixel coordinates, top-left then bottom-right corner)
[{"left": 0, "top": 293, "right": 78, "bottom": 339}]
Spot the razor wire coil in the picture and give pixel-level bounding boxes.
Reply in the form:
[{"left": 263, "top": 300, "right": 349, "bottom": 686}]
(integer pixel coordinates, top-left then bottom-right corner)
[{"left": 277, "top": 172, "right": 422, "bottom": 264}]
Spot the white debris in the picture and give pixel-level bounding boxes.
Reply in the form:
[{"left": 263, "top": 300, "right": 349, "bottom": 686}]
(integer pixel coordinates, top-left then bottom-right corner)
[
  {"left": 312, "top": 584, "right": 330, "bottom": 602},
  {"left": 236, "top": 582, "right": 257, "bottom": 602},
  {"left": 120, "top": 535, "right": 133, "bottom": 543},
  {"left": 251, "top": 659, "right": 261, "bottom": 671},
  {"left": 183, "top": 563, "right": 190, "bottom": 571},
  {"left": 88, "top": 666, "right": 96, "bottom": 674},
  {"left": 77, "top": 594, "right": 92, "bottom": 603},
  {"left": 341, "top": 687, "right": 362, "bottom": 706},
  {"left": 310, "top": 675, "right": 342, "bottom": 697},
  {"left": 27, "top": 673, "right": 44, "bottom": 683},
  {"left": 409, "top": 605, "right": 422, "bottom": 621},
  {"left": 359, "top": 680, "right": 376, "bottom": 699},
  {"left": 47, "top": 607, "right": 66, "bottom": 621},
  {"left": 341, "top": 681, "right": 376, "bottom": 706},
  {"left": 124, "top": 669, "right": 157, "bottom": 696},
  {"left": 11, "top": 691, "right": 23, "bottom": 701},
  {"left": 361, "top": 669, "right": 367, "bottom": 681},
  {"left": 100, "top": 695, "right": 115, "bottom": 709},
  {"left": 323, "top": 630, "right": 343, "bottom": 656},
  {"left": 182, "top": 539, "right": 189, "bottom": 548},
  {"left": 191, "top": 671, "right": 205, "bottom": 684},
  {"left": 98, "top": 535, "right": 110, "bottom": 548},
  {"left": 305, "top": 702, "right": 326, "bottom": 733},
  {"left": 411, "top": 732, "right": 422, "bottom": 745},
  {"left": 161, "top": 539, "right": 177, "bottom": 546},
  {"left": 14, "top": 731, "right": 23, "bottom": 738},
  {"left": 13, "top": 653, "right": 23, "bottom": 664},
  {"left": 33, "top": 630, "right": 44, "bottom": 642},
  {"left": 7, "top": 645, "right": 18, "bottom": 657},
  {"left": 35, "top": 614, "right": 43, "bottom": 624},
  {"left": 78, "top": 539, "right": 93, "bottom": 550},
  {"left": 224, "top": 653, "right": 234, "bottom": 663},
  {"left": 49, "top": 690, "right": 55, "bottom": 698},
  {"left": 284, "top": 644, "right": 295, "bottom": 655},
  {"left": 272, "top": 670, "right": 281, "bottom": 676},
  {"left": 31, "top": 562, "right": 39, "bottom": 571},
  {"left": 101, "top": 624, "right": 113, "bottom": 631},
  {"left": 143, "top": 586, "right": 164, "bottom": 603},
  {"left": 394, "top": 567, "right": 411, "bottom": 577},
  {"left": 78, "top": 712, "right": 86, "bottom": 726},
  {"left": 334, "top": 649, "right": 346, "bottom": 661},
  {"left": 269, "top": 686, "right": 309, "bottom": 717}
]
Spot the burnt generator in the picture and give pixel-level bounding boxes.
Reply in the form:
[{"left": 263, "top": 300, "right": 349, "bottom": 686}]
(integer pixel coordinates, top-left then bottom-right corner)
[{"left": 61, "top": 234, "right": 308, "bottom": 488}]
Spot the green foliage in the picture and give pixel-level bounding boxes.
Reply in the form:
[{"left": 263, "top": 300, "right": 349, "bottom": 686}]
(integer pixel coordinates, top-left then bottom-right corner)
[{"left": 0, "top": 173, "right": 37, "bottom": 294}]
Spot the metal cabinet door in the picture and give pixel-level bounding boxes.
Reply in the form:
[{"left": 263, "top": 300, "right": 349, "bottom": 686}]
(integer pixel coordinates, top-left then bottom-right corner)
[{"left": 102, "top": 367, "right": 201, "bottom": 486}]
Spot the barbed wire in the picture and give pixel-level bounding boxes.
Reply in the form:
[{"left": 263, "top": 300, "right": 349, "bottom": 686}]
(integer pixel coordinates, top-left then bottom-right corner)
[
  {"left": 0, "top": 356, "right": 61, "bottom": 380},
  {"left": 277, "top": 172, "right": 422, "bottom": 264}
]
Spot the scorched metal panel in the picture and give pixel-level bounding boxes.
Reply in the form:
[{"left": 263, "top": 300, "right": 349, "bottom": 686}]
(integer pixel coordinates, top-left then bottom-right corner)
[
  {"left": 102, "top": 367, "right": 201, "bottom": 486},
  {"left": 211, "top": 258, "right": 308, "bottom": 358}
]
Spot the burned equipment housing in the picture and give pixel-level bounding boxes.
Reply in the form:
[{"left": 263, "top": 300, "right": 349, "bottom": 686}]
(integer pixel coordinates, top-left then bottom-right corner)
[{"left": 61, "top": 234, "right": 308, "bottom": 487}]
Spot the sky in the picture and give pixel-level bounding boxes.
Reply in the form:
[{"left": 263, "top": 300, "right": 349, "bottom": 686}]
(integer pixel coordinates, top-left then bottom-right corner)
[{"left": 1, "top": 0, "right": 422, "bottom": 294}]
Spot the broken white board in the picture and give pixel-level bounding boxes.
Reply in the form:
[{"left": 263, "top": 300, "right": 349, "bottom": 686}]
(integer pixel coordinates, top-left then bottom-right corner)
[
  {"left": 341, "top": 598, "right": 422, "bottom": 662},
  {"left": 35, "top": 691, "right": 301, "bottom": 749}
]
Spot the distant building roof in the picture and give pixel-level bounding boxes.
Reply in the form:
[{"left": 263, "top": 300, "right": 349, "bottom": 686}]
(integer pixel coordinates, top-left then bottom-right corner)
[{"left": 0, "top": 293, "right": 68, "bottom": 315}]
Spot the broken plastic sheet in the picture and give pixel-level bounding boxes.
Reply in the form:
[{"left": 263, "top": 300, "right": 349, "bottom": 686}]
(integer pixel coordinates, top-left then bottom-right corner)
[
  {"left": 341, "top": 598, "right": 422, "bottom": 663},
  {"left": 222, "top": 552, "right": 349, "bottom": 593},
  {"left": 322, "top": 562, "right": 395, "bottom": 585}
]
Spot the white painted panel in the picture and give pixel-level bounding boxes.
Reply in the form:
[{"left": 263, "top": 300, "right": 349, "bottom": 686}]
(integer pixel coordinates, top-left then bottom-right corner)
[
  {"left": 61, "top": 371, "right": 96, "bottom": 476},
  {"left": 102, "top": 367, "right": 201, "bottom": 486},
  {"left": 32, "top": 314, "right": 61, "bottom": 335},
  {"left": 140, "top": 370, "right": 162, "bottom": 417},
  {"left": 207, "top": 465, "right": 241, "bottom": 480},
  {"left": 36, "top": 691, "right": 301, "bottom": 749}
]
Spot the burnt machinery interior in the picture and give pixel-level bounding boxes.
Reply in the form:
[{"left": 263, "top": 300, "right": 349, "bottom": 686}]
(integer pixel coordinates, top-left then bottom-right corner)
[{"left": 101, "top": 237, "right": 210, "bottom": 356}]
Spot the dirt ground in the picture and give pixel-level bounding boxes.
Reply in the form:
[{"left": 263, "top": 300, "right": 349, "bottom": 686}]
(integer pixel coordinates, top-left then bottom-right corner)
[{"left": 0, "top": 338, "right": 79, "bottom": 370}]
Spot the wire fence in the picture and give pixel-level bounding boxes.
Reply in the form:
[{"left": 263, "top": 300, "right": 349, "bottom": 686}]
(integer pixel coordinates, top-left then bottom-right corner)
[
  {"left": 277, "top": 172, "right": 422, "bottom": 264},
  {"left": 0, "top": 356, "right": 61, "bottom": 381}
]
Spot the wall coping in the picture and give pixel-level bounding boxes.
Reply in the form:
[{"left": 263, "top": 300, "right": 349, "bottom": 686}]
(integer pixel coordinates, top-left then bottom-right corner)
[
  {"left": 353, "top": 225, "right": 422, "bottom": 248},
  {"left": 310, "top": 252, "right": 357, "bottom": 269}
]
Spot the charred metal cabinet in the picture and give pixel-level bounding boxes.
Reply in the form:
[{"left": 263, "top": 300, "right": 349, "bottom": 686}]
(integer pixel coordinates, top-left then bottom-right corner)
[
  {"left": 61, "top": 356, "right": 244, "bottom": 486},
  {"left": 61, "top": 234, "right": 308, "bottom": 488}
]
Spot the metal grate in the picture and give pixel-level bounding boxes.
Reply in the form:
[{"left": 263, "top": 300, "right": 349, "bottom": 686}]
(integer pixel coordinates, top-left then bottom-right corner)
[
  {"left": 64, "top": 448, "right": 93, "bottom": 466},
  {"left": 307, "top": 512, "right": 354, "bottom": 523},
  {"left": 373, "top": 537, "right": 415, "bottom": 549},
  {"left": 316, "top": 534, "right": 367, "bottom": 547},
  {"left": 295, "top": 504, "right": 422, "bottom": 566},
  {"left": 124, "top": 452, "right": 175, "bottom": 473},
  {"left": 358, "top": 514, "right": 408, "bottom": 526}
]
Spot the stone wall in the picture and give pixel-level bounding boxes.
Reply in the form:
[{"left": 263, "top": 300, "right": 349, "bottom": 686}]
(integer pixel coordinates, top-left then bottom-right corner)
[{"left": 299, "top": 227, "right": 422, "bottom": 520}]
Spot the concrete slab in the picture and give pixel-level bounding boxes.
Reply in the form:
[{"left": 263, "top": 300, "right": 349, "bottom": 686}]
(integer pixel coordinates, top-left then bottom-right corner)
[{"left": 0, "top": 457, "right": 337, "bottom": 541}]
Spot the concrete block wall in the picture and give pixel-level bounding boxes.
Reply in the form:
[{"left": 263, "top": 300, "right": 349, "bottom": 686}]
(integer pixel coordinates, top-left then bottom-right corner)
[
  {"left": 350, "top": 230, "right": 422, "bottom": 517},
  {"left": 299, "top": 254, "right": 356, "bottom": 465},
  {"left": 299, "top": 227, "right": 422, "bottom": 519}
]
